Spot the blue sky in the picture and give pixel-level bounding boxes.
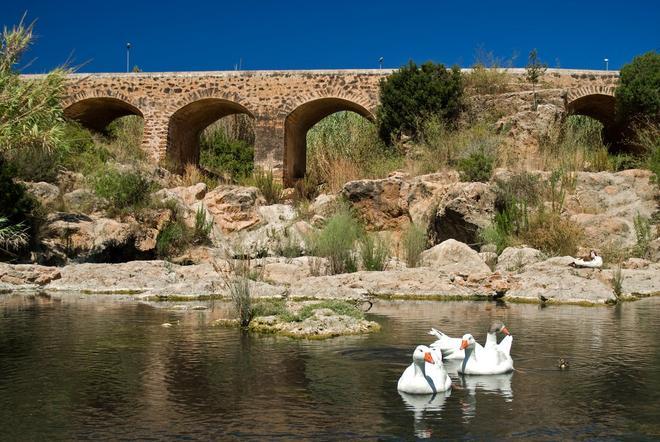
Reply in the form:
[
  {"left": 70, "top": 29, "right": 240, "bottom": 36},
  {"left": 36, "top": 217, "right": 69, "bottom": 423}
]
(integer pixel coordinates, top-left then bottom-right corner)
[{"left": 5, "top": 0, "right": 659, "bottom": 73}]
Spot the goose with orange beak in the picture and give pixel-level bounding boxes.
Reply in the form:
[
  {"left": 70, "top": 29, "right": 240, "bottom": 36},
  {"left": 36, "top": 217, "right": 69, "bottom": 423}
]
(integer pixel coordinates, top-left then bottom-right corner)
[
  {"left": 398, "top": 345, "right": 452, "bottom": 394},
  {"left": 429, "top": 321, "right": 511, "bottom": 360},
  {"left": 458, "top": 333, "right": 514, "bottom": 375}
]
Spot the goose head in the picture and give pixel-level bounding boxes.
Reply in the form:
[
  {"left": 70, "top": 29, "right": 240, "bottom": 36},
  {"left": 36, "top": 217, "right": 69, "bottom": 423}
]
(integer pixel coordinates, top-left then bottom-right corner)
[
  {"left": 488, "top": 321, "right": 510, "bottom": 336},
  {"left": 412, "top": 345, "right": 435, "bottom": 365},
  {"left": 590, "top": 250, "right": 598, "bottom": 259},
  {"left": 459, "top": 334, "right": 476, "bottom": 350}
]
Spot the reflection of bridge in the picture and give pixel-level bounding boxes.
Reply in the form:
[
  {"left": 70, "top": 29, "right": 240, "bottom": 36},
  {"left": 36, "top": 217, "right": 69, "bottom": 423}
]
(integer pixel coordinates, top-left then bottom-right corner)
[{"left": 27, "top": 68, "right": 618, "bottom": 184}]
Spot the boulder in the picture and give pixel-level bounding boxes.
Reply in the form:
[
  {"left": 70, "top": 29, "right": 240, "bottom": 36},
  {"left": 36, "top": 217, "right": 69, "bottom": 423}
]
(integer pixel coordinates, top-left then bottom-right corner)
[
  {"left": 431, "top": 182, "right": 495, "bottom": 247},
  {"left": 62, "top": 189, "right": 106, "bottom": 213},
  {"left": 420, "top": 239, "right": 492, "bottom": 278},
  {"left": 496, "top": 247, "right": 544, "bottom": 272},
  {"left": 262, "top": 257, "right": 329, "bottom": 285},
  {"left": 342, "top": 174, "right": 410, "bottom": 231},
  {"left": 407, "top": 171, "right": 460, "bottom": 227},
  {"left": 203, "top": 185, "right": 264, "bottom": 233},
  {"left": 616, "top": 263, "right": 660, "bottom": 297},
  {"left": 152, "top": 183, "right": 208, "bottom": 228},
  {"left": 23, "top": 181, "right": 60, "bottom": 206}
]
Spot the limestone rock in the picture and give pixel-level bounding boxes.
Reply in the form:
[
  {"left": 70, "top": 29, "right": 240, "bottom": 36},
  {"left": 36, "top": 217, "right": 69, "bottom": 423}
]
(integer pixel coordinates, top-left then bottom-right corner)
[
  {"left": 496, "top": 247, "right": 545, "bottom": 272},
  {"left": 23, "top": 181, "right": 60, "bottom": 206},
  {"left": 203, "top": 185, "right": 264, "bottom": 233},
  {"left": 63, "top": 189, "right": 106, "bottom": 213},
  {"left": 407, "top": 171, "right": 460, "bottom": 227},
  {"left": 420, "top": 239, "right": 492, "bottom": 278},
  {"left": 0, "top": 263, "right": 61, "bottom": 287},
  {"left": 36, "top": 212, "right": 159, "bottom": 265},
  {"left": 616, "top": 263, "right": 660, "bottom": 297},
  {"left": 506, "top": 257, "right": 616, "bottom": 304},
  {"left": 342, "top": 175, "right": 410, "bottom": 231},
  {"left": 262, "top": 257, "right": 329, "bottom": 285},
  {"left": 431, "top": 182, "right": 495, "bottom": 247}
]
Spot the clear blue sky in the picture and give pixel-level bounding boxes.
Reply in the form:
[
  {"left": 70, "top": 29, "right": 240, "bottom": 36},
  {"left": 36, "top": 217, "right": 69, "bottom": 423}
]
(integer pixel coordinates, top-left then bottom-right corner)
[{"left": 5, "top": 0, "right": 659, "bottom": 73}]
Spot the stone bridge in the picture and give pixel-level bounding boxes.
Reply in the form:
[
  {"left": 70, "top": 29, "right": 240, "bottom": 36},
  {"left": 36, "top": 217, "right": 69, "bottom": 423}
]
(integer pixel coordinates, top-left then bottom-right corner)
[{"left": 36, "top": 68, "right": 620, "bottom": 184}]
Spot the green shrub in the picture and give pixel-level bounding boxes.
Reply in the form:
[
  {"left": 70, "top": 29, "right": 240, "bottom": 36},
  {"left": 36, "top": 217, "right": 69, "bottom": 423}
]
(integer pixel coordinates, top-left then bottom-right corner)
[
  {"left": 156, "top": 220, "right": 187, "bottom": 257},
  {"left": 252, "top": 299, "right": 288, "bottom": 318},
  {"left": 360, "top": 234, "right": 390, "bottom": 271},
  {"left": 0, "top": 158, "right": 39, "bottom": 243},
  {"left": 616, "top": 51, "right": 660, "bottom": 123},
  {"left": 93, "top": 168, "right": 152, "bottom": 211},
  {"left": 457, "top": 148, "right": 495, "bottom": 182},
  {"left": 200, "top": 123, "right": 254, "bottom": 179},
  {"left": 401, "top": 223, "right": 427, "bottom": 267},
  {"left": 0, "top": 216, "right": 28, "bottom": 253},
  {"left": 377, "top": 61, "right": 463, "bottom": 143},
  {"left": 273, "top": 229, "right": 304, "bottom": 258},
  {"left": 306, "top": 204, "right": 363, "bottom": 274}
]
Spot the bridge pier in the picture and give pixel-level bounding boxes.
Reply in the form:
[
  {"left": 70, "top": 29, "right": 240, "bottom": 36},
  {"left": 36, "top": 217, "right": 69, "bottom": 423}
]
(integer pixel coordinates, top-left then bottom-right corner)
[{"left": 254, "top": 116, "right": 285, "bottom": 181}]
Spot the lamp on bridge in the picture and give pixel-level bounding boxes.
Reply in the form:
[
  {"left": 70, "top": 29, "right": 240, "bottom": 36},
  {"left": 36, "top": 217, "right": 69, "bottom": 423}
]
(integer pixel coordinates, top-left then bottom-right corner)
[
  {"left": 379, "top": 57, "right": 384, "bottom": 69},
  {"left": 126, "top": 43, "right": 131, "bottom": 73},
  {"left": 604, "top": 58, "right": 609, "bottom": 71}
]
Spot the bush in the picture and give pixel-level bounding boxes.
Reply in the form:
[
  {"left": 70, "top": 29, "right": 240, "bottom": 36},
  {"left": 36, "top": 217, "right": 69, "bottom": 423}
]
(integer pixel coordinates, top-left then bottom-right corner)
[
  {"left": 296, "top": 300, "right": 364, "bottom": 321},
  {"left": 305, "top": 204, "right": 363, "bottom": 274},
  {"left": 616, "top": 51, "right": 660, "bottom": 123},
  {"left": 401, "top": 223, "right": 427, "bottom": 267},
  {"left": 0, "top": 158, "right": 40, "bottom": 258},
  {"left": 522, "top": 210, "right": 582, "bottom": 257},
  {"left": 92, "top": 168, "right": 152, "bottom": 211},
  {"left": 360, "top": 234, "right": 390, "bottom": 271},
  {"left": 200, "top": 122, "right": 254, "bottom": 179},
  {"left": 156, "top": 220, "right": 187, "bottom": 257},
  {"left": 377, "top": 61, "right": 463, "bottom": 143},
  {"left": 457, "top": 148, "right": 495, "bottom": 182}
]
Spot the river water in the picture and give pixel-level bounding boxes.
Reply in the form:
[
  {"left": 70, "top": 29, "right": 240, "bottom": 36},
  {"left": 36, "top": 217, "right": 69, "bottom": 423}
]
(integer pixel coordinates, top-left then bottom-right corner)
[{"left": 1, "top": 293, "right": 658, "bottom": 440}]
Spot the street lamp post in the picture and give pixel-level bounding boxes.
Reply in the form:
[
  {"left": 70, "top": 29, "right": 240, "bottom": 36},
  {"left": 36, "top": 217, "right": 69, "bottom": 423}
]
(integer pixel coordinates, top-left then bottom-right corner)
[
  {"left": 126, "top": 43, "right": 131, "bottom": 73},
  {"left": 379, "top": 57, "right": 383, "bottom": 69},
  {"left": 604, "top": 58, "right": 609, "bottom": 71}
]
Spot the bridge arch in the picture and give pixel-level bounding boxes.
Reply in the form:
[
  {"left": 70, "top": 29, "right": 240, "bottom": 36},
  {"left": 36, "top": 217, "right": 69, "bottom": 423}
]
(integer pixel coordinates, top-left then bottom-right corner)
[
  {"left": 284, "top": 97, "right": 375, "bottom": 185},
  {"left": 166, "top": 90, "right": 254, "bottom": 171},
  {"left": 63, "top": 92, "right": 143, "bottom": 132},
  {"left": 565, "top": 86, "right": 621, "bottom": 148}
]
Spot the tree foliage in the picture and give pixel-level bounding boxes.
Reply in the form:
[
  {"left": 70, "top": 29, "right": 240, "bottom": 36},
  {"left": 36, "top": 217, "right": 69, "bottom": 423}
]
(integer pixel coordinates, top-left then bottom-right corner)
[
  {"left": 377, "top": 61, "right": 463, "bottom": 143},
  {"left": 616, "top": 51, "right": 660, "bottom": 123},
  {"left": 0, "top": 17, "right": 67, "bottom": 153}
]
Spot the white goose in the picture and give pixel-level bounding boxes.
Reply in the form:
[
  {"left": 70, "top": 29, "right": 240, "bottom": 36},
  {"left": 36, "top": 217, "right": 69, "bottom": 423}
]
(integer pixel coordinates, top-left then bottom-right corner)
[
  {"left": 398, "top": 345, "right": 452, "bottom": 394},
  {"left": 428, "top": 321, "right": 510, "bottom": 360},
  {"left": 570, "top": 250, "right": 603, "bottom": 268},
  {"left": 457, "top": 333, "right": 514, "bottom": 375}
]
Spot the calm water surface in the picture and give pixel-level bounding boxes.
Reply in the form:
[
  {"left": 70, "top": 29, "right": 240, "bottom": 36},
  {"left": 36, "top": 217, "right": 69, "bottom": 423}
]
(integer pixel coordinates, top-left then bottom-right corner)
[{"left": 1, "top": 293, "right": 659, "bottom": 440}]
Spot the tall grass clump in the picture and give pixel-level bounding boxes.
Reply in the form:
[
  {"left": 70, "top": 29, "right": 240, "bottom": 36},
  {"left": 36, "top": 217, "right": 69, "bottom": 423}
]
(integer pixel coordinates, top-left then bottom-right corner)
[
  {"left": 540, "top": 115, "right": 617, "bottom": 172},
  {"left": 305, "top": 203, "right": 364, "bottom": 274},
  {"left": 241, "top": 168, "right": 283, "bottom": 204},
  {"left": 0, "top": 17, "right": 67, "bottom": 155},
  {"left": 0, "top": 216, "right": 28, "bottom": 254},
  {"left": 463, "top": 48, "right": 514, "bottom": 95},
  {"left": 306, "top": 111, "right": 399, "bottom": 193},
  {"left": 360, "top": 233, "right": 390, "bottom": 271},
  {"left": 401, "top": 223, "right": 427, "bottom": 267},
  {"left": 632, "top": 213, "right": 653, "bottom": 259},
  {"left": 156, "top": 205, "right": 213, "bottom": 258}
]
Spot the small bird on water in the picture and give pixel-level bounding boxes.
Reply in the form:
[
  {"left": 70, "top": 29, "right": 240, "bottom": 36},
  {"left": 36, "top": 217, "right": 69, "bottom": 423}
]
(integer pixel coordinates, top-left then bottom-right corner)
[{"left": 558, "top": 358, "right": 569, "bottom": 370}]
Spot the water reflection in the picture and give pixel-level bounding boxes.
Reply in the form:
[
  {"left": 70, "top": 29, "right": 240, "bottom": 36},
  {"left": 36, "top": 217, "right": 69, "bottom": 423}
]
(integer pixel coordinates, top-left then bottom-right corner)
[
  {"left": 1, "top": 294, "right": 659, "bottom": 439},
  {"left": 399, "top": 390, "right": 451, "bottom": 439}
]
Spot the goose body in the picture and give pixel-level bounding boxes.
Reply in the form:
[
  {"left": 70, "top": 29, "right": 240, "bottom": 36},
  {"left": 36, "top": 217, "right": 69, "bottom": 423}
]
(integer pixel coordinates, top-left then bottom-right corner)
[
  {"left": 429, "top": 322, "right": 510, "bottom": 360},
  {"left": 398, "top": 345, "right": 452, "bottom": 394},
  {"left": 458, "top": 333, "right": 514, "bottom": 375},
  {"left": 570, "top": 250, "right": 603, "bottom": 268}
]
